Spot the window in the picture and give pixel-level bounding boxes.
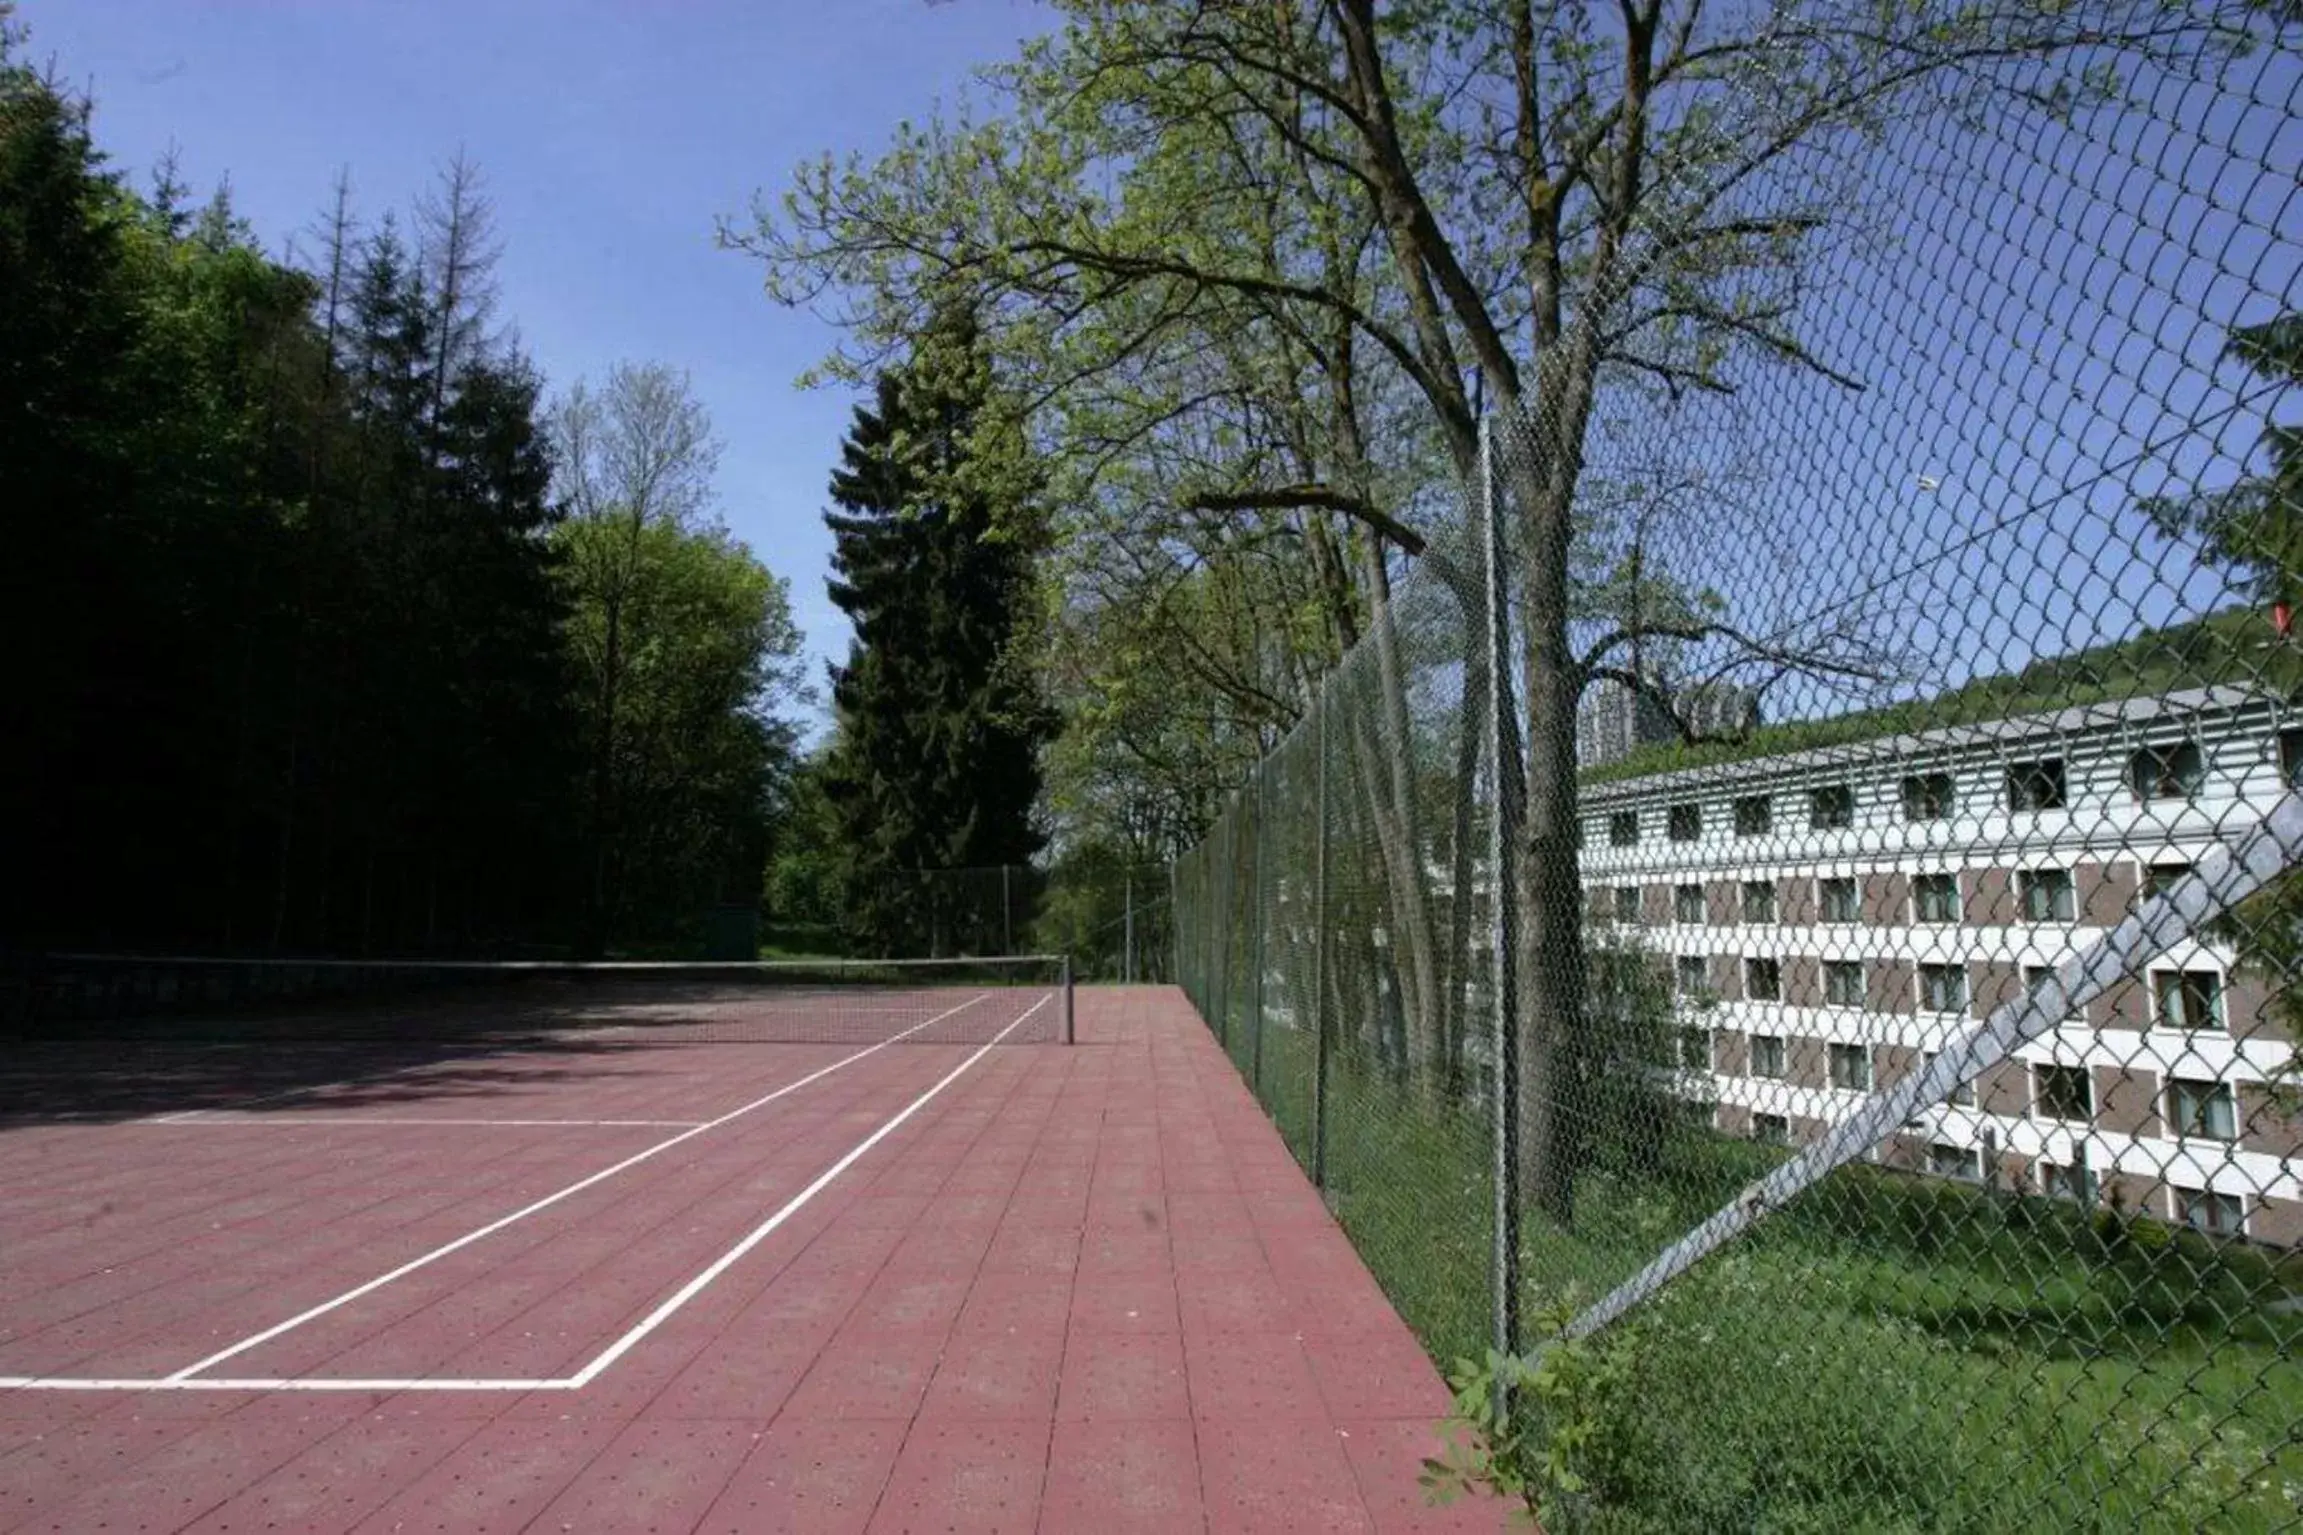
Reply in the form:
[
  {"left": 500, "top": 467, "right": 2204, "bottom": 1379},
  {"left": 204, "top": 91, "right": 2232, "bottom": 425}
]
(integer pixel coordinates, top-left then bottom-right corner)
[
  {"left": 1912, "top": 873, "right": 1959, "bottom": 924},
  {"left": 1823, "top": 961, "right": 1865, "bottom": 1007},
  {"left": 1923, "top": 1050, "right": 1977, "bottom": 1107},
  {"left": 2007, "top": 757, "right": 2067, "bottom": 811},
  {"left": 2023, "top": 965, "right": 2077, "bottom": 1022},
  {"left": 1752, "top": 1034, "right": 1786, "bottom": 1079},
  {"left": 1741, "top": 880, "right": 1777, "bottom": 924},
  {"left": 1928, "top": 1142, "right": 1980, "bottom": 1180},
  {"left": 2282, "top": 728, "right": 2303, "bottom": 793},
  {"left": 2034, "top": 1063, "right": 2093, "bottom": 1122},
  {"left": 2176, "top": 1186, "right": 2244, "bottom": 1236},
  {"left": 1733, "top": 795, "right": 1772, "bottom": 836},
  {"left": 1609, "top": 811, "right": 1639, "bottom": 847},
  {"left": 1679, "top": 1027, "right": 1712, "bottom": 1070},
  {"left": 2018, "top": 868, "right": 2076, "bottom": 923},
  {"left": 1676, "top": 955, "right": 1709, "bottom": 995},
  {"left": 1901, "top": 771, "right": 1955, "bottom": 821},
  {"left": 1667, "top": 803, "right": 1702, "bottom": 842},
  {"left": 2129, "top": 740, "right": 2204, "bottom": 801},
  {"left": 1829, "top": 1042, "right": 1872, "bottom": 1091},
  {"left": 1744, "top": 956, "right": 1782, "bottom": 1002},
  {"left": 1752, "top": 1112, "right": 1790, "bottom": 1145},
  {"left": 1819, "top": 877, "right": 1859, "bottom": 923},
  {"left": 1674, "top": 883, "right": 1705, "bottom": 924},
  {"left": 1919, "top": 963, "right": 1968, "bottom": 1014},
  {"left": 2168, "top": 1078, "right": 2237, "bottom": 1141},
  {"left": 1614, "top": 886, "right": 1641, "bottom": 925},
  {"left": 2153, "top": 968, "right": 2224, "bottom": 1031},
  {"left": 2040, "top": 1158, "right": 2097, "bottom": 1206},
  {"left": 1810, "top": 783, "right": 1854, "bottom": 830},
  {"left": 2142, "top": 861, "right": 2192, "bottom": 901}
]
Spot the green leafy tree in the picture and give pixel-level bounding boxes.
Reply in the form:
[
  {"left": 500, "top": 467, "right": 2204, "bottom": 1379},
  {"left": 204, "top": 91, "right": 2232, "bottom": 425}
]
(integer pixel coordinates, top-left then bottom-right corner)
[
  {"left": 2149, "top": 313, "right": 2303, "bottom": 1071},
  {"left": 2, "top": 18, "right": 581, "bottom": 955},
  {"left": 741, "top": 0, "right": 2252, "bottom": 1219},
  {"left": 2146, "top": 314, "right": 2302, "bottom": 610},
  {"left": 551, "top": 363, "right": 805, "bottom": 951},
  {"left": 820, "top": 306, "right": 1053, "bottom": 956}
]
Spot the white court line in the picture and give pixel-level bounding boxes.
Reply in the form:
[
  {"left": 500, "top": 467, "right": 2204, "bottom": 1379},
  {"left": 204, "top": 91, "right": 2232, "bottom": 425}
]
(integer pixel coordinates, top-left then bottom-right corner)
[
  {"left": 156, "top": 992, "right": 991, "bottom": 1382},
  {"left": 0, "top": 992, "right": 1045, "bottom": 1393},
  {"left": 566, "top": 994, "right": 1045, "bottom": 1384},
  {"left": 141, "top": 1117, "right": 702, "bottom": 1129},
  {"left": 144, "top": 1059, "right": 442, "bottom": 1124}
]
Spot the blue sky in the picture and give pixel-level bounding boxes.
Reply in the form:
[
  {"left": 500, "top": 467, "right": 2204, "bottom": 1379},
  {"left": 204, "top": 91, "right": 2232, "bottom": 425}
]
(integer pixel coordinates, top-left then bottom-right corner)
[{"left": 24, "top": 0, "right": 1052, "bottom": 727}]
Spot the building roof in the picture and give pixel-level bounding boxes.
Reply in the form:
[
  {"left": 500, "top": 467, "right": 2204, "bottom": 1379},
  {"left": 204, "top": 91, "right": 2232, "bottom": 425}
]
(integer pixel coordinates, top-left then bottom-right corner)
[
  {"left": 1575, "top": 607, "right": 2302, "bottom": 800},
  {"left": 1576, "top": 683, "right": 2292, "bottom": 807}
]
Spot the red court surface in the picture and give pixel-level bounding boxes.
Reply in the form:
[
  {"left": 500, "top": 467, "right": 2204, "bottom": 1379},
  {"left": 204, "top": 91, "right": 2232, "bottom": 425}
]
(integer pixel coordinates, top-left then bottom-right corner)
[{"left": 0, "top": 985, "right": 1509, "bottom": 1532}]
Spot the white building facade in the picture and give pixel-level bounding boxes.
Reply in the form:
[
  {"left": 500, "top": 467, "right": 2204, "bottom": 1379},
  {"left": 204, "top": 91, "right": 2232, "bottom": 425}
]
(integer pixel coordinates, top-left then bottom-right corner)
[{"left": 1576, "top": 686, "right": 2303, "bottom": 1246}]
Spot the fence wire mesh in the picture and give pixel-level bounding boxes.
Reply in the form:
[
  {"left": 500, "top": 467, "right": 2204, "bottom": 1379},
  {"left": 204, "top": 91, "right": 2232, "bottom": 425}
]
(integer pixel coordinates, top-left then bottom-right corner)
[{"left": 1172, "top": 8, "right": 2302, "bottom": 1528}]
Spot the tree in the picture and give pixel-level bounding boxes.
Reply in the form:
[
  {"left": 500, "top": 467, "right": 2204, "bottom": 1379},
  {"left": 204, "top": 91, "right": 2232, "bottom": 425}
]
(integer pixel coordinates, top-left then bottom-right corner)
[
  {"left": 0, "top": 15, "right": 584, "bottom": 956},
  {"left": 550, "top": 363, "right": 804, "bottom": 950},
  {"left": 2149, "top": 312, "right": 2303, "bottom": 1070},
  {"left": 2146, "top": 314, "right": 2302, "bottom": 613},
  {"left": 738, "top": 0, "right": 2249, "bottom": 1220},
  {"left": 820, "top": 306, "right": 1052, "bottom": 956}
]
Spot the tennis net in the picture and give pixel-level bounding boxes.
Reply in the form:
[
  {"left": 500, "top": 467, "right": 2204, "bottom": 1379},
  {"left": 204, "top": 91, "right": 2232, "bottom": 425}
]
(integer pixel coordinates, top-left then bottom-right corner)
[{"left": 0, "top": 952, "right": 1074, "bottom": 1046}]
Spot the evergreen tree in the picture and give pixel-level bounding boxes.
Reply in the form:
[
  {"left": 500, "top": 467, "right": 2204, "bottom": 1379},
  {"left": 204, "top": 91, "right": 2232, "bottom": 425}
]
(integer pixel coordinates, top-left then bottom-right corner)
[{"left": 820, "top": 308, "right": 1051, "bottom": 956}]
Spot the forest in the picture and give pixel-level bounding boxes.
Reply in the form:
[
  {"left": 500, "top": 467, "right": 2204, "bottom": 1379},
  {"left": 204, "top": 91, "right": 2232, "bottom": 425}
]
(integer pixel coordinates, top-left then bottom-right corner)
[{"left": 1, "top": 35, "right": 803, "bottom": 959}]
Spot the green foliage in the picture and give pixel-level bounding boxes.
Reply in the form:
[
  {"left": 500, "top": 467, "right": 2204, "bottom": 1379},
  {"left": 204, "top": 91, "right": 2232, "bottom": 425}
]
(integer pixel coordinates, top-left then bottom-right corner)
[
  {"left": 763, "top": 749, "right": 847, "bottom": 932},
  {"left": 818, "top": 304, "right": 1054, "bottom": 956},
  {"left": 2144, "top": 311, "right": 2302, "bottom": 609},
  {"left": 1581, "top": 605, "right": 2301, "bottom": 786},
  {"left": 1, "top": 33, "right": 807, "bottom": 957},
  {"left": 1417, "top": 1143, "right": 2303, "bottom": 1531},
  {"left": 554, "top": 513, "right": 800, "bottom": 943},
  {"left": 1423, "top": 1311, "right": 1622, "bottom": 1529}
]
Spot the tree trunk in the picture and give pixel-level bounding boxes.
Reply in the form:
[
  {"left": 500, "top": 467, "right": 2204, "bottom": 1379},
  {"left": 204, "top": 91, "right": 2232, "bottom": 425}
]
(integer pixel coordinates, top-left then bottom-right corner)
[
  {"left": 1503, "top": 368, "right": 1597, "bottom": 1227},
  {"left": 1348, "top": 539, "right": 1445, "bottom": 1094},
  {"left": 1441, "top": 632, "right": 1486, "bottom": 1096}
]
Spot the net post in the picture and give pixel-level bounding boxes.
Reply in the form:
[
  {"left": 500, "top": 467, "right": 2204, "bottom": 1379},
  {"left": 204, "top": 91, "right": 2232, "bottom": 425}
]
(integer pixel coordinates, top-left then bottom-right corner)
[
  {"left": 1124, "top": 871, "right": 1135, "bottom": 985},
  {"left": 1481, "top": 414, "right": 1523, "bottom": 1366},
  {"left": 1062, "top": 953, "right": 1075, "bottom": 1044}
]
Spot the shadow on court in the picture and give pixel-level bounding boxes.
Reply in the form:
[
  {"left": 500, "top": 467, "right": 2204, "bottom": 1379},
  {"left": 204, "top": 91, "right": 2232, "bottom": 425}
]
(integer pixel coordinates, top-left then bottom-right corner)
[{"left": 0, "top": 989, "right": 719, "bottom": 1128}]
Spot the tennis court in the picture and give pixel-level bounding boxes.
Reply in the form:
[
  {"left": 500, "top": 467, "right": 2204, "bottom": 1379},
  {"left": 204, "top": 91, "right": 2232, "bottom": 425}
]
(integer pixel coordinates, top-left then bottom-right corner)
[{"left": 0, "top": 969, "right": 1505, "bottom": 1532}]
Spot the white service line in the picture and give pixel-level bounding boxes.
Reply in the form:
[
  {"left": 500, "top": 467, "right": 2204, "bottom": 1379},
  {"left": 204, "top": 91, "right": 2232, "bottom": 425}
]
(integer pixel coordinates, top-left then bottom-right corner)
[
  {"left": 142, "top": 1054, "right": 456, "bottom": 1124},
  {"left": 566, "top": 993, "right": 1047, "bottom": 1384},
  {"left": 156, "top": 992, "right": 992, "bottom": 1383},
  {"left": 0, "top": 991, "right": 1045, "bottom": 1394}
]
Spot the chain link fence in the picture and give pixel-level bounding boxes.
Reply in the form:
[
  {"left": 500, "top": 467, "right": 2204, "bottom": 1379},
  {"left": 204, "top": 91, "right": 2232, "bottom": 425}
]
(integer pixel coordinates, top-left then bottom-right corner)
[{"left": 1173, "top": 11, "right": 2301, "bottom": 1527}]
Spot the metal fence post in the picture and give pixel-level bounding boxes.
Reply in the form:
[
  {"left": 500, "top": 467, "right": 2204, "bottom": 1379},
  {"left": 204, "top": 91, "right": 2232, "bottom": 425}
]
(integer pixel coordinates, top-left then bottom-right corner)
[
  {"left": 1312, "top": 687, "right": 1332, "bottom": 1190},
  {"left": 1062, "top": 952, "right": 1075, "bottom": 1044},
  {"left": 1251, "top": 767, "right": 1267, "bottom": 1093},
  {"left": 1481, "top": 415, "right": 1524, "bottom": 1365},
  {"left": 1214, "top": 801, "right": 1234, "bottom": 1048},
  {"left": 1124, "top": 871, "right": 1135, "bottom": 985},
  {"left": 1170, "top": 861, "right": 1182, "bottom": 997}
]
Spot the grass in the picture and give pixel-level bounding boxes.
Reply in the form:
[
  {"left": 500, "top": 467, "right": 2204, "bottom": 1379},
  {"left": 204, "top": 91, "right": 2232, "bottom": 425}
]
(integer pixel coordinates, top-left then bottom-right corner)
[{"left": 1204, "top": 1008, "right": 2303, "bottom": 1531}]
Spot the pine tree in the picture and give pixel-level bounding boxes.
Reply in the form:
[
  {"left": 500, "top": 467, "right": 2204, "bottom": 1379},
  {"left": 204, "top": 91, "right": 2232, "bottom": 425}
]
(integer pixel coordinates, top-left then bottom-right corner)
[{"left": 820, "top": 307, "right": 1050, "bottom": 956}]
